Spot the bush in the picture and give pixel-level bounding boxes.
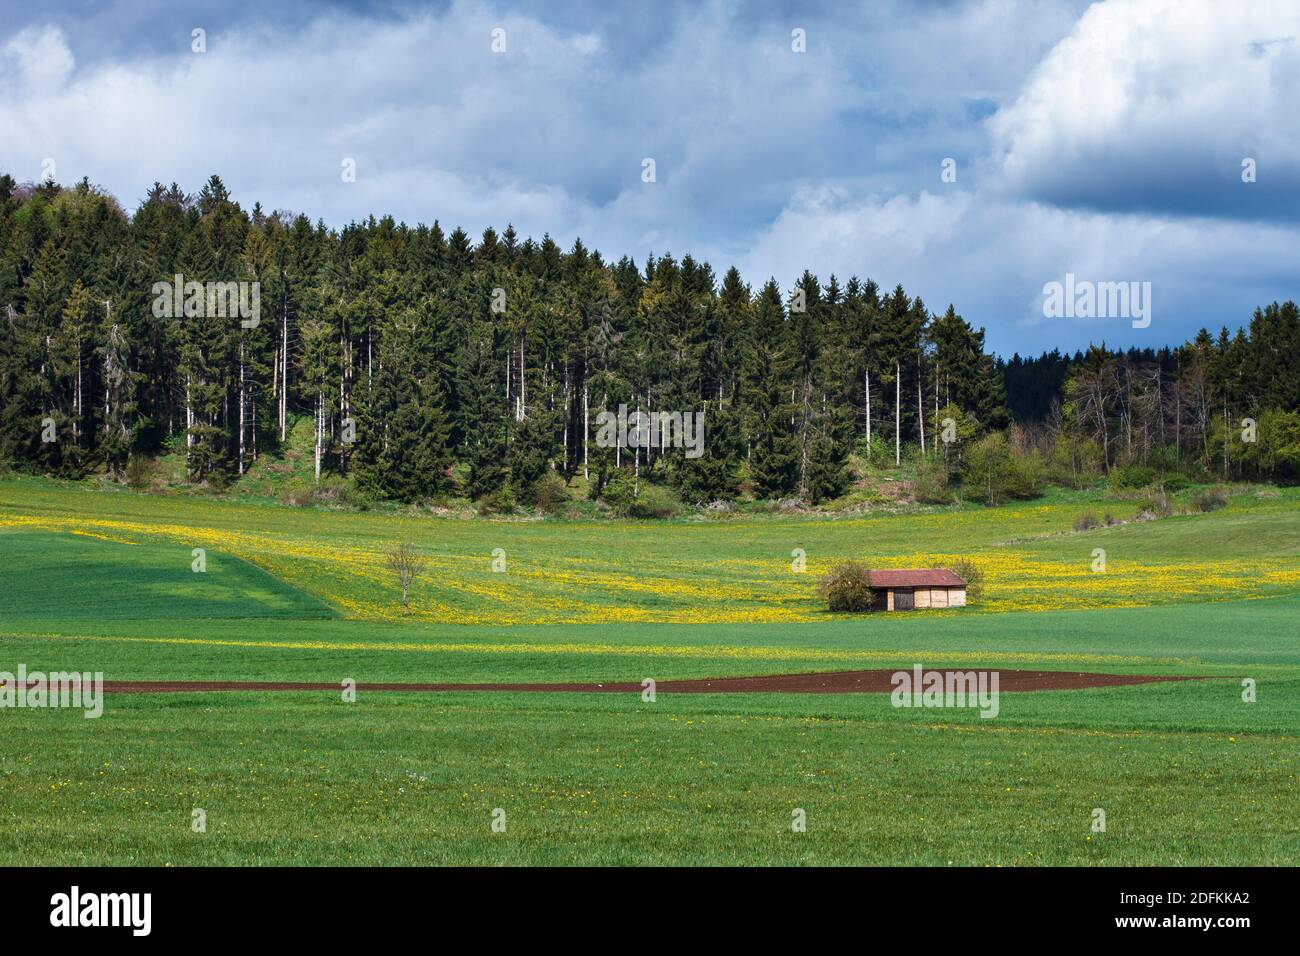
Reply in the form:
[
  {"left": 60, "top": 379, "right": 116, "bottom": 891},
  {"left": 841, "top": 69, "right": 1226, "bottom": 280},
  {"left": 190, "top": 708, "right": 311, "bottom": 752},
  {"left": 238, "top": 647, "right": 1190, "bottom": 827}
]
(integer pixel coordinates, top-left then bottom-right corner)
[
  {"left": 961, "top": 433, "right": 1012, "bottom": 505},
  {"left": 626, "top": 482, "right": 683, "bottom": 519},
  {"left": 961, "top": 432, "right": 1044, "bottom": 505},
  {"left": 1159, "top": 472, "right": 1192, "bottom": 493},
  {"left": 911, "top": 456, "right": 954, "bottom": 504},
  {"left": 599, "top": 476, "right": 637, "bottom": 513},
  {"left": 945, "top": 557, "right": 985, "bottom": 604},
  {"left": 1047, "top": 435, "right": 1104, "bottom": 489},
  {"left": 279, "top": 479, "right": 314, "bottom": 507},
  {"left": 475, "top": 485, "right": 517, "bottom": 515},
  {"left": 1074, "top": 513, "right": 1099, "bottom": 531},
  {"left": 1005, "top": 452, "right": 1045, "bottom": 500},
  {"left": 1192, "top": 487, "right": 1229, "bottom": 512},
  {"left": 1112, "top": 463, "right": 1157, "bottom": 489},
  {"left": 600, "top": 477, "right": 682, "bottom": 519},
  {"left": 1135, "top": 486, "right": 1172, "bottom": 519},
  {"left": 855, "top": 434, "right": 895, "bottom": 465},
  {"left": 336, "top": 480, "right": 378, "bottom": 511},
  {"left": 531, "top": 471, "right": 569, "bottom": 514},
  {"left": 124, "top": 454, "right": 156, "bottom": 490},
  {"left": 819, "top": 561, "right": 876, "bottom": 612}
]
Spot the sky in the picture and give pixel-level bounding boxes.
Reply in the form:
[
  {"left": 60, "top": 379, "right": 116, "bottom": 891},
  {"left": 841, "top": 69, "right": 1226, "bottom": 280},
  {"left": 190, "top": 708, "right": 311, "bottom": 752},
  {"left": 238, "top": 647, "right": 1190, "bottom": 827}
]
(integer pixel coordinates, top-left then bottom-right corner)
[{"left": 1, "top": 0, "right": 1298, "bottom": 357}]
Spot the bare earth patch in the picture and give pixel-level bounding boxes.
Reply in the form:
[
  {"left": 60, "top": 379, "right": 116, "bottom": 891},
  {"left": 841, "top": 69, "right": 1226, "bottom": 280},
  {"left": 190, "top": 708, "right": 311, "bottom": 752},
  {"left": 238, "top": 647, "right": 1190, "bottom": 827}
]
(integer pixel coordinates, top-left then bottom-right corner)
[{"left": 92, "top": 670, "right": 1205, "bottom": 694}]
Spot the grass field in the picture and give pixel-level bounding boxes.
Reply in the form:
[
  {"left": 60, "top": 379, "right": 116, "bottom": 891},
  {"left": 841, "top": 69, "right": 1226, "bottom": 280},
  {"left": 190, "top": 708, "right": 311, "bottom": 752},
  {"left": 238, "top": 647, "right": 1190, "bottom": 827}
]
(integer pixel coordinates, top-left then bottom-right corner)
[{"left": 1, "top": 474, "right": 1297, "bottom": 865}]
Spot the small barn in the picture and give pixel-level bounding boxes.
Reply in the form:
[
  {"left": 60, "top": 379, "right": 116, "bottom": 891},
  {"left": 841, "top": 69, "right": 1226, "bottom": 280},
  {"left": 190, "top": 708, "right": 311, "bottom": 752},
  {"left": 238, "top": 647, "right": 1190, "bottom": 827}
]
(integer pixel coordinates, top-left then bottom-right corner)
[{"left": 868, "top": 569, "right": 967, "bottom": 611}]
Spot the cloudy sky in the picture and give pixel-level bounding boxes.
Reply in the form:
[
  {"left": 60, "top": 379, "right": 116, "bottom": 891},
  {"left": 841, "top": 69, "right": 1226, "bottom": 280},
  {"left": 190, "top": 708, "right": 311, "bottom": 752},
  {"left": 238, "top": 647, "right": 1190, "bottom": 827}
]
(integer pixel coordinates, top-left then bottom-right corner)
[{"left": 2, "top": 0, "right": 1297, "bottom": 356}]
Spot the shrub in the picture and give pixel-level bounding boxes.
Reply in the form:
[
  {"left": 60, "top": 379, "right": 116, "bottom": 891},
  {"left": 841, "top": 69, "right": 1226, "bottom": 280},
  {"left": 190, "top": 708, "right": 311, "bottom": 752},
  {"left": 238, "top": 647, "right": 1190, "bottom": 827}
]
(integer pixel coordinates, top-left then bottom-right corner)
[
  {"left": 279, "top": 480, "right": 313, "bottom": 507},
  {"left": 600, "top": 477, "right": 682, "bottom": 519},
  {"left": 819, "top": 561, "right": 876, "bottom": 612},
  {"left": 124, "top": 454, "right": 156, "bottom": 490},
  {"left": 961, "top": 432, "right": 1044, "bottom": 505},
  {"left": 1192, "top": 487, "right": 1229, "bottom": 512},
  {"left": 336, "top": 480, "right": 377, "bottom": 511},
  {"left": 1112, "top": 463, "right": 1157, "bottom": 489},
  {"left": 626, "top": 482, "right": 683, "bottom": 519},
  {"left": 961, "top": 433, "right": 1012, "bottom": 505},
  {"left": 1047, "top": 435, "right": 1104, "bottom": 489},
  {"left": 945, "top": 557, "right": 984, "bottom": 604},
  {"left": 1135, "top": 486, "right": 1172, "bottom": 519},
  {"left": 531, "top": 471, "right": 569, "bottom": 514},
  {"left": 599, "top": 476, "right": 637, "bottom": 514},
  {"left": 1159, "top": 472, "right": 1192, "bottom": 493},
  {"left": 1074, "top": 513, "right": 1099, "bottom": 531},
  {"left": 911, "top": 457, "right": 954, "bottom": 504},
  {"left": 855, "top": 434, "right": 895, "bottom": 465},
  {"left": 1005, "top": 452, "right": 1045, "bottom": 500},
  {"left": 203, "top": 468, "right": 232, "bottom": 492},
  {"left": 475, "top": 485, "right": 516, "bottom": 516}
]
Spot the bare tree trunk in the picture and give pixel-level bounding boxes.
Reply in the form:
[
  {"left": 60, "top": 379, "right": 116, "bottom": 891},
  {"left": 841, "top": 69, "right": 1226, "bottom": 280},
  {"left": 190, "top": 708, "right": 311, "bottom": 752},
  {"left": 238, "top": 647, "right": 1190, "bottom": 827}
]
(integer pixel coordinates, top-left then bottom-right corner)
[
  {"left": 238, "top": 340, "right": 246, "bottom": 475},
  {"left": 315, "top": 390, "right": 323, "bottom": 482},
  {"left": 1174, "top": 390, "right": 1181, "bottom": 460},
  {"left": 865, "top": 369, "right": 871, "bottom": 447},
  {"left": 1223, "top": 401, "right": 1230, "bottom": 479},
  {"left": 583, "top": 382, "right": 589, "bottom": 480},
  {"left": 73, "top": 338, "right": 81, "bottom": 446},
  {"left": 916, "top": 361, "right": 925, "bottom": 455},
  {"left": 518, "top": 336, "right": 526, "bottom": 421},
  {"left": 280, "top": 301, "right": 288, "bottom": 441},
  {"left": 339, "top": 326, "right": 348, "bottom": 470},
  {"left": 894, "top": 361, "right": 901, "bottom": 466},
  {"left": 799, "top": 376, "right": 812, "bottom": 496}
]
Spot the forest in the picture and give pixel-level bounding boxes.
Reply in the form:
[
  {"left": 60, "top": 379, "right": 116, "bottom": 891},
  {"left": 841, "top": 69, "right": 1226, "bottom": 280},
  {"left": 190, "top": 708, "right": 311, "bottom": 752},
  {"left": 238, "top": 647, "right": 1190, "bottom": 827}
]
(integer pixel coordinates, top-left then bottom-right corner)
[{"left": 2, "top": 173, "right": 1298, "bottom": 510}]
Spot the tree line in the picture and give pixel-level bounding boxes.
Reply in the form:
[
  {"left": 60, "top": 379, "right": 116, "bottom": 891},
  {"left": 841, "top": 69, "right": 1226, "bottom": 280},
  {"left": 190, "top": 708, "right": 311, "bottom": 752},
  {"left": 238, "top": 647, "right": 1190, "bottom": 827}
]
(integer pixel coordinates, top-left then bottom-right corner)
[
  {"left": 999, "top": 319, "right": 1300, "bottom": 485},
  {"left": 1, "top": 173, "right": 1297, "bottom": 508}
]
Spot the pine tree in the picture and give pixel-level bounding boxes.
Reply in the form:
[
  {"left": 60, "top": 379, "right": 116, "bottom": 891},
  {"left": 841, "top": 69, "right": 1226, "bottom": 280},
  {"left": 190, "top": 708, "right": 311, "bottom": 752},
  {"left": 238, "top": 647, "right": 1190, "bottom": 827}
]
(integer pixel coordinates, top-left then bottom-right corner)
[
  {"left": 97, "top": 311, "right": 137, "bottom": 478},
  {"left": 743, "top": 279, "right": 799, "bottom": 497},
  {"left": 455, "top": 322, "right": 506, "bottom": 499}
]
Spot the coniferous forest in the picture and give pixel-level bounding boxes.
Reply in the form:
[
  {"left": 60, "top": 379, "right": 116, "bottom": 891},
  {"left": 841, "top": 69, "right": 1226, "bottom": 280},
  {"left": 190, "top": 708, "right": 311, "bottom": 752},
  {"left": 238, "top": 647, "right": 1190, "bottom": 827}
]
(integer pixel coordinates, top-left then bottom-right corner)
[{"left": 2, "top": 172, "right": 1299, "bottom": 511}]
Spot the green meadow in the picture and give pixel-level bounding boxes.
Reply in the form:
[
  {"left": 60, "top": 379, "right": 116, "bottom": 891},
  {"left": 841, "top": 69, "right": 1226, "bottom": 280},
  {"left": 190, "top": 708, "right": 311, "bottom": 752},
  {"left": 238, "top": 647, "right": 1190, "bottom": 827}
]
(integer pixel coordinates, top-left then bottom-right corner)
[{"left": 0, "top": 476, "right": 1297, "bottom": 865}]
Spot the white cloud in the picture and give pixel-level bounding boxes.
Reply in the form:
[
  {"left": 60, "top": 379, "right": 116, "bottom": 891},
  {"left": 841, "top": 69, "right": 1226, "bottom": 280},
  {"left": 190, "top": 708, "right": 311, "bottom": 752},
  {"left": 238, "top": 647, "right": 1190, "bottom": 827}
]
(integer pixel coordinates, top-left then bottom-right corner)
[
  {"left": 0, "top": 0, "right": 1074, "bottom": 247},
  {"left": 987, "top": 0, "right": 1300, "bottom": 216},
  {"left": 740, "top": 181, "right": 1300, "bottom": 354},
  {"left": 0, "top": 26, "right": 74, "bottom": 92},
  {"left": 736, "top": 0, "right": 1300, "bottom": 354}
]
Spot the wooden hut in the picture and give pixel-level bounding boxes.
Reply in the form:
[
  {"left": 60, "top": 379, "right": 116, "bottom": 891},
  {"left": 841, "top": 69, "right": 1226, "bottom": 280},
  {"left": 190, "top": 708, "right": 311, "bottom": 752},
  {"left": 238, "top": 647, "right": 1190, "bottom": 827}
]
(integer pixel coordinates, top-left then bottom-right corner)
[{"left": 868, "top": 569, "right": 967, "bottom": 611}]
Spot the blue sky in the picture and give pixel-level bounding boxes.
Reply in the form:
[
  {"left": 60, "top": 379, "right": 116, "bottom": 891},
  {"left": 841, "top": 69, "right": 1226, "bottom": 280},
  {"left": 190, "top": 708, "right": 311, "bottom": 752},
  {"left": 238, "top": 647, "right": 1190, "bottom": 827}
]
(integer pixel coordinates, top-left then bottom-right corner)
[{"left": 2, "top": 0, "right": 1298, "bottom": 356}]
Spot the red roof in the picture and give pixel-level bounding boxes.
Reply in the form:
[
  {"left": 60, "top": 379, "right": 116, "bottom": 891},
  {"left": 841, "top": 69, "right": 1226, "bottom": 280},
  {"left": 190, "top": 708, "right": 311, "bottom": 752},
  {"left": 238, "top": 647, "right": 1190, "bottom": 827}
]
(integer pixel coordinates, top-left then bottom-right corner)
[{"left": 868, "top": 568, "right": 966, "bottom": 588}]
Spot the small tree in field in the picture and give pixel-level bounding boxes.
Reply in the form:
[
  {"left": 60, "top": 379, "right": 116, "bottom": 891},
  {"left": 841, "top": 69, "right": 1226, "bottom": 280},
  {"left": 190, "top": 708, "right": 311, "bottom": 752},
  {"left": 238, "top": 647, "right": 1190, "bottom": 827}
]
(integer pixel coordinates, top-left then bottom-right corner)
[
  {"left": 386, "top": 542, "right": 426, "bottom": 613},
  {"left": 945, "top": 557, "right": 985, "bottom": 604},
  {"left": 819, "top": 561, "right": 876, "bottom": 612}
]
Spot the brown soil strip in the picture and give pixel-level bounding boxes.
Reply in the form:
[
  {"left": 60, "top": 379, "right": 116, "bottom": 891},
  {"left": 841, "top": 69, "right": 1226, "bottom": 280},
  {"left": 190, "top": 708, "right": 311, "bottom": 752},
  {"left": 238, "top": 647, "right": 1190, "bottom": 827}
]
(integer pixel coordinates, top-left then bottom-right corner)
[{"left": 93, "top": 670, "right": 1203, "bottom": 695}]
